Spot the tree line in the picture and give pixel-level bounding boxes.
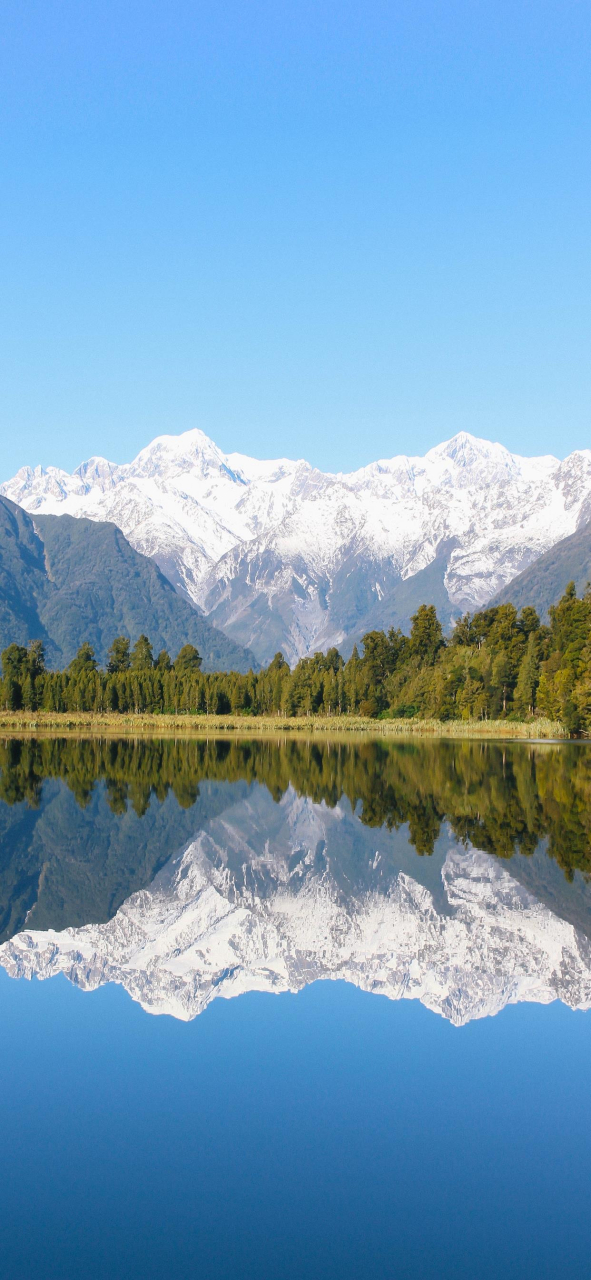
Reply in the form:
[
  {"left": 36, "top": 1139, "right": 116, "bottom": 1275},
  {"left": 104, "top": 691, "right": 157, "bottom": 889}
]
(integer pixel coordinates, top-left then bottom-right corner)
[{"left": 2, "top": 582, "right": 591, "bottom": 729}]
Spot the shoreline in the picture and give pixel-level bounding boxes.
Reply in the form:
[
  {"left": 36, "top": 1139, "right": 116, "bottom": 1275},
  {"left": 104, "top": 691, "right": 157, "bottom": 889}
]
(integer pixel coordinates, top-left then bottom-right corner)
[{"left": 0, "top": 712, "right": 567, "bottom": 739}]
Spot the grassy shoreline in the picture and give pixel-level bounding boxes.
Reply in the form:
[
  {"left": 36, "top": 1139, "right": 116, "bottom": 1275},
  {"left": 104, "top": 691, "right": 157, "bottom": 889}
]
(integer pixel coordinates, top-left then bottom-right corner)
[{"left": 0, "top": 711, "right": 567, "bottom": 739}]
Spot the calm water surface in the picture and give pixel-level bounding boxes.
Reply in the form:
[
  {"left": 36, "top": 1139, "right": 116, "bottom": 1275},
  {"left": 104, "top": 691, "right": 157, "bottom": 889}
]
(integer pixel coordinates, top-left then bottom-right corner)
[{"left": 1, "top": 736, "right": 591, "bottom": 1279}]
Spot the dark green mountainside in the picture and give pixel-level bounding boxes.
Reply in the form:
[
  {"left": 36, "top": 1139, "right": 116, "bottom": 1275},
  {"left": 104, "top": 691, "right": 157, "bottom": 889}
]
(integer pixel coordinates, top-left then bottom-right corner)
[
  {"left": 491, "top": 519, "right": 591, "bottom": 619},
  {"left": 0, "top": 497, "right": 256, "bottom": 671}
]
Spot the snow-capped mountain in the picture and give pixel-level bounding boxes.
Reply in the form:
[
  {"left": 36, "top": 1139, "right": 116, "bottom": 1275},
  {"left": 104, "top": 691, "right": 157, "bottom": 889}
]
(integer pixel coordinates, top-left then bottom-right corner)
[
  {"left": 2, "top": 787, "right": 591, "bottom": 1026},
  {"left": 3, "top": 428, "right": 591, "bottom": 664}
]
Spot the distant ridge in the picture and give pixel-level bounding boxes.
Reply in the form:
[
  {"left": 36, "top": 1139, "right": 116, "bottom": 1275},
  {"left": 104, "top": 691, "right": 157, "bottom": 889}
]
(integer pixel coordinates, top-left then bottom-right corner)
[{"left": 0, "top": 497, "right": 256, "bottom": 671}]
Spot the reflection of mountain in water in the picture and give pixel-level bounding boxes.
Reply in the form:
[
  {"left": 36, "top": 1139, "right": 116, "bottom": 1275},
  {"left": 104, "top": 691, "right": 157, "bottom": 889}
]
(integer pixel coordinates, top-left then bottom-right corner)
[
  {"left": 4, "top": 735, "right": 591, "bottom": 882},
  {"left": 0, "top": 771, "right": 247, "bottom": 942},
  {"left": 3, "top": 785, "right": 591, "bottom": 1026}
]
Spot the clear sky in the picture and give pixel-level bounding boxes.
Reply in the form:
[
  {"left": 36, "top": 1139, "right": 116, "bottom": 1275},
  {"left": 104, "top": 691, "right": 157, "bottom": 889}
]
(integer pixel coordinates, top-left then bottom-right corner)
[{"left": 1, "top": 0, "right": 590, "bottom": 477}]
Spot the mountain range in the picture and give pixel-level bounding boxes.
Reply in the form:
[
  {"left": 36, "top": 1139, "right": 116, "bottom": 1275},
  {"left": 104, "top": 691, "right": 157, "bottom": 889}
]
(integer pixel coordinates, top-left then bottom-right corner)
[
  {"left": 3, "top": 428, "right": 591, "bottom": 664},
  {"left": 0, "top": 495, "right": 255, "bottom": 670},
  {"left": 2, "top": 785, "right": 591, "bottom": 1025}
]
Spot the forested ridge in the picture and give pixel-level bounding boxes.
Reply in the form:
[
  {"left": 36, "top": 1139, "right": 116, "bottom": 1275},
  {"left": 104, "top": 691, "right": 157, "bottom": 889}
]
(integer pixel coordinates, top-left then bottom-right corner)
[
  {"left": 2, "top": 582, "right": 591, "bottom": 731},
  {"left": 0, "top": 496, "right": 255, "bottom": 672}
]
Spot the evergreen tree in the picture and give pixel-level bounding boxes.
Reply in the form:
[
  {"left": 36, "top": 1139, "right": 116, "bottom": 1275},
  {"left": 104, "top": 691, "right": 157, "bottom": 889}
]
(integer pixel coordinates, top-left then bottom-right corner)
[
  {"left": 517, "top": 606, "right": 541, "bottom": 637},
  {"left": 27, "top": 640, "right": 46, "bottom": 678},
  {"left": 107, "top": 636, "right": 131, "bottom": 673},
  {"left": 491, "top": 651, "right": 512, "bottom": 715},
  {"left": 514, "top": 632, "right": 540, "bottom": 717},
  {"left": 131, "top": 634, "right": 154, "bottom": 671},
  {"left": 22, "top": 672, "right": 36, "bottom": 711},
  {"left": 1, "top": 643, "right": 28, "bottom": 682},
  {"left": 174, "top": 644, "right": 202, "bottom": 673},
  {"left": 450, "top": 614, "right": 473, "bottom": 646},
  {"left": 410, "top": 606, "right": 444, "bottom": 663},
  {"left": 267, "top": 652, "right": 289, "bottom": 673},
  {"left": 68, "top": 642, "right": 98, "bottom": 676}
]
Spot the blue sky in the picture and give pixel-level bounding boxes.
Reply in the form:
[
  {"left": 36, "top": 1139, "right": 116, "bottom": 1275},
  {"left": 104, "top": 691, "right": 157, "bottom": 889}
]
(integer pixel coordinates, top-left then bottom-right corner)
[{"left": 1, "top": 0, "right": 590, "bottom": 476}]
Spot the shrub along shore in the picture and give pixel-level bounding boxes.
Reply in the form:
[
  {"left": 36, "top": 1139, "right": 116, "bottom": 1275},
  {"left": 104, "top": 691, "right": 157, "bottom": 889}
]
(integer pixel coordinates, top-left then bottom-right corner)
[
  {"left": 1, "top": 582, "right": 590, "bottom": 736},
  {"left": 0, "top": 712, "right": 564, "bottom": 738}
]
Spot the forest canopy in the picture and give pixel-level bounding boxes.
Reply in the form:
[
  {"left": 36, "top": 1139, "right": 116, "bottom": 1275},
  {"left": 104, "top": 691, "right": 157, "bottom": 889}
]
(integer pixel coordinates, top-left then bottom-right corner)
[{"left": 2, "top": 584, "right": 591, "bottom": 731}]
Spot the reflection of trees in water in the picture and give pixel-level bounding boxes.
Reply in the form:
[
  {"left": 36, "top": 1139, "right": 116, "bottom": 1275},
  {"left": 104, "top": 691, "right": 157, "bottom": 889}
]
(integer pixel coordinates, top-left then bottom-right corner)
[{"left": 1, "top": 736, "right": 591, "bottom": 880}]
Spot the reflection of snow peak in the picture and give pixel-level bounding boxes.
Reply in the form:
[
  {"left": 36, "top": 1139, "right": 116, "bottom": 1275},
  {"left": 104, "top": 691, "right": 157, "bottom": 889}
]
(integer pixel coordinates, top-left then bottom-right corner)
[{"left": 2, "top": 789, "right": 591, "bottom": 1025}]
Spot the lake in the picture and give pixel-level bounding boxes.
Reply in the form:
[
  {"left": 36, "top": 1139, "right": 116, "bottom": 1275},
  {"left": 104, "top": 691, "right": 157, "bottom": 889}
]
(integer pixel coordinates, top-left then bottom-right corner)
[{"left": 1, "top": 735, "right": 591, "bottom": 1279}]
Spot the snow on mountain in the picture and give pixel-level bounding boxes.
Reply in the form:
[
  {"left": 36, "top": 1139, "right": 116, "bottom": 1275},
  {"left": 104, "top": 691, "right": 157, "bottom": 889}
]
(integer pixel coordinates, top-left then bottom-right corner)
[
  {"left": 3, "top": 427, "right": 591, "bottom": 664},
  {"left": 2, "top": 787, "right": 590, "bottom": 1026}
]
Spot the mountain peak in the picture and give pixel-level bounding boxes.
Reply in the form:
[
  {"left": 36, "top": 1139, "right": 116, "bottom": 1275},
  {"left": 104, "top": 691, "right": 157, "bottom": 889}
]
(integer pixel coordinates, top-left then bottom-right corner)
[
  {"left": 73, "top": 457, "right": 118, "bottom": 491},
  {"left": 132, "top": 426, "right": 223, "bottom": 462},
  {"left": 148, "top": 426, "right": 219, "bottom": 453},
  {"left": 427, "top": 432, "right": 509, "bottom": 464},
  {"left": 0, "top": 425, "right": 587, "bottom": 665}
]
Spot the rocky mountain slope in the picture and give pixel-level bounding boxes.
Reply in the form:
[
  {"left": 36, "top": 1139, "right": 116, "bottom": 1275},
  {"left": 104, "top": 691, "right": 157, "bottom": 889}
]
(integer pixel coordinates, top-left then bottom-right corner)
[
  {"left": 0, "top": 496, "right": 255, "bottom": 670},
  {"left": 2, "top": 786, "right": 591, "bottom": 1026},
  {"left": 491, "top": 516, "right": 591, "bottom": 619},
  {"left": 4, "top": 429, "right": 591, "bottom": 663}
]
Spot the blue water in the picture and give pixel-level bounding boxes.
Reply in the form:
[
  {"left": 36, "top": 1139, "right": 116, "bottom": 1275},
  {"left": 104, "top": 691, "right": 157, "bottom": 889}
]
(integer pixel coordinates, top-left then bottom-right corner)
[
  {"left": 1, "top": 970, "right": 590, "bottom": 1280},
  {"left": 2, "top": 737, "right": 591, "bottom": 1277}
]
